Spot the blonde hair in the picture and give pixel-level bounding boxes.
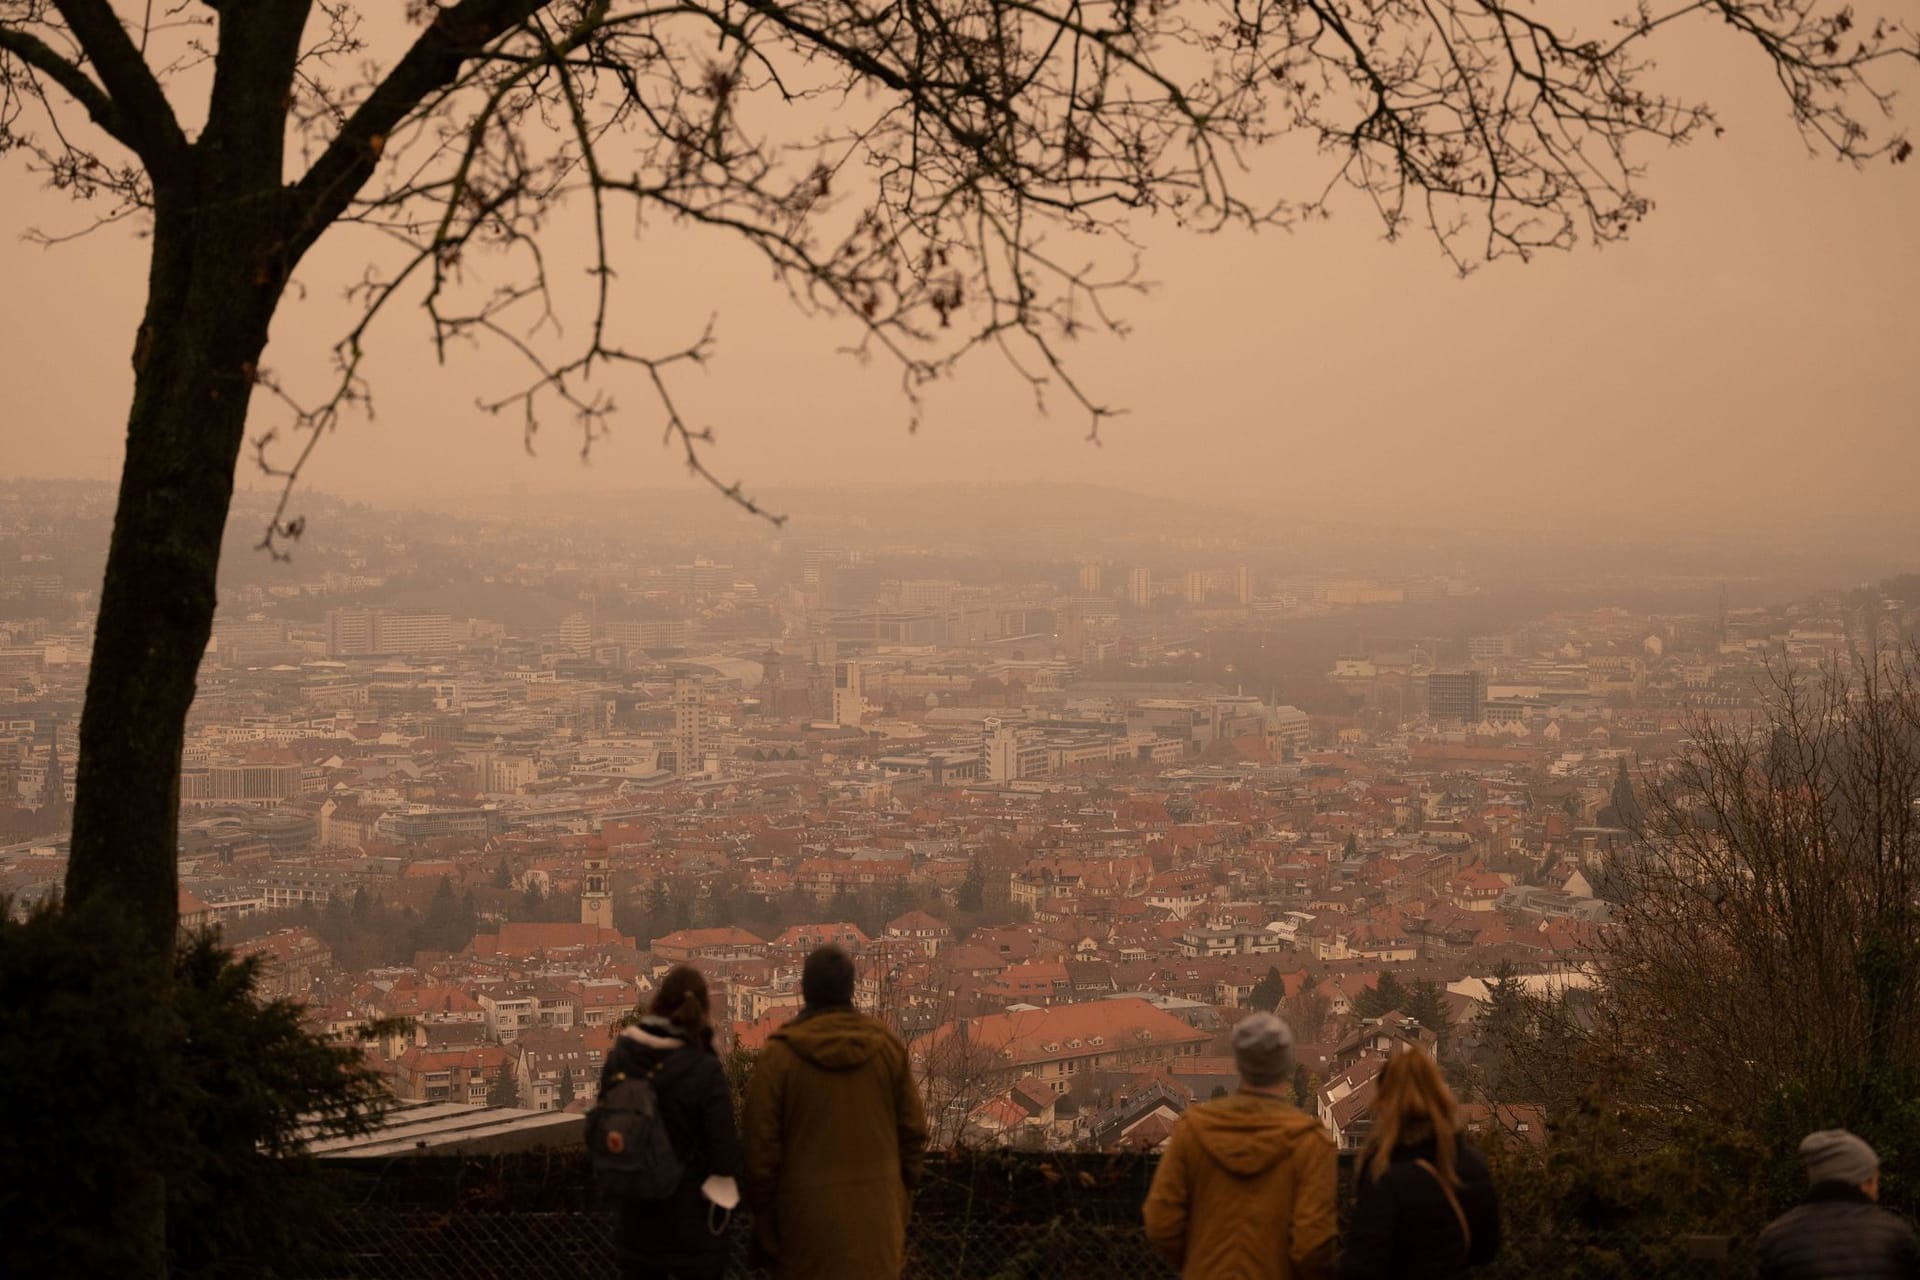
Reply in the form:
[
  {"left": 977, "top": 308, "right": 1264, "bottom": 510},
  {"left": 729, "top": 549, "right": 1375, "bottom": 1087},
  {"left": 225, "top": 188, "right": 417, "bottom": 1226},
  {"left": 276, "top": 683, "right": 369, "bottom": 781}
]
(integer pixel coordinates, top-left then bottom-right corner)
[{"left": 1363, "top": 1049, "right": 1460, "bottom": 1186}]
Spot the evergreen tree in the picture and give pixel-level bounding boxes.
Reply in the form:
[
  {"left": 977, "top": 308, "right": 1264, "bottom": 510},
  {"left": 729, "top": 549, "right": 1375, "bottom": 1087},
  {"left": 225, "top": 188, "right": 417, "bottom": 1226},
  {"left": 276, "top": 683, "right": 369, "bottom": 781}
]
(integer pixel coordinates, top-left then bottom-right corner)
[
  {"left": 1601, "top": 757, "right": 1644, "bottom": 830},
  {"left": 557, "top": 1065, "right": 576, "bottom": 1108},
  {"left": 420, "top": 877, "right": 465, "bottom": 952},
  {"left": 320, "top": 897, "right": 349, "bottom": 953},
  {"left": 1474, "top": 961, "right": 1531, "bottom": 1101},
  {"left": 1343, "top": 833, "right": 1359, "bottom": 860},
  {"left": 1292, "top": 1062, "right": 1313, "bottom": 1109},
  {"left": 1405, "top": 979, "right": 1451, "bottom": 1039},
  {"left": 957, "top": 856, "right": 986, "bottom": 913},
  {"left": 1353, "top": 971, "right": 1411, "bottom": 1020},
  {"left": 487, "top": 1060, "right": 519, "bottom": 1108},
  {"left": 1248, "top": 965, "right": 1287, "bottom": 1012},
  {"left": 492, "top": 858, "right": 513, "bottom": 891}
]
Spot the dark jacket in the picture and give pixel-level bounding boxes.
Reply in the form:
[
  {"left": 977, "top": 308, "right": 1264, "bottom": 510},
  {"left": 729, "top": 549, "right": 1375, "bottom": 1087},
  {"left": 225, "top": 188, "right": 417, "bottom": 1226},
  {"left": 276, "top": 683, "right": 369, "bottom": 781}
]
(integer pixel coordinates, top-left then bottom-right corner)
[
  {"left": 1142, "top": 1089, "right": 1338, "bottom": 1280},
  {"left": 598, "top": 1018, "right": 743, "bottom": 1273},
  {"left": 1339, "top": 1135, "right": 1500, "bottom": 1280},
  {"left": 1757, "top": 1183, "right": 1920, "bottom": 1280},
  {"left": 742, "top": 1005, "right": 929, "bottom": 1280}
]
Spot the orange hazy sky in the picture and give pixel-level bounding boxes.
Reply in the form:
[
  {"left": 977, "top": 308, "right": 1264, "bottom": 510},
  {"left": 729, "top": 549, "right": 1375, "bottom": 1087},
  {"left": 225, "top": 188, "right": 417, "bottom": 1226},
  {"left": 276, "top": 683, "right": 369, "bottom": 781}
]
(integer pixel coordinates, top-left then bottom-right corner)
[{"left": 1, "top": 10, "right": 1916, "bottom": 540}]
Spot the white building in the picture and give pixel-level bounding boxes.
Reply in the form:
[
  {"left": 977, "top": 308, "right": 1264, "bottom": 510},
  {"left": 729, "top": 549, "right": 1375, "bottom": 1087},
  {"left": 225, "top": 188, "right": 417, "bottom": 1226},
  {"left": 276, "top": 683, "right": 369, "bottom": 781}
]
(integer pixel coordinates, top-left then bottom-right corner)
[{"left": 832, "top": 661, "right": 866, "bottom": 728}]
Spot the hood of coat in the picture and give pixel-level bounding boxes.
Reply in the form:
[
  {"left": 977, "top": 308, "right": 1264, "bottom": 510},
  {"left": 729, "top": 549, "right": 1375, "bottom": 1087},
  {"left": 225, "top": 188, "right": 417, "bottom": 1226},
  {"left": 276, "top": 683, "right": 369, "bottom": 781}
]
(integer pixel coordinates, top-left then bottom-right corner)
[
  {"left": 770, "top": 1008, "right": 893, "bottom": 1071},
  {"left": 1184, "top": 1092, "right": 1322, "bottom": 1177},
  {"left": 618, "top": 1018, "right": 684, "bottom": 1053}
]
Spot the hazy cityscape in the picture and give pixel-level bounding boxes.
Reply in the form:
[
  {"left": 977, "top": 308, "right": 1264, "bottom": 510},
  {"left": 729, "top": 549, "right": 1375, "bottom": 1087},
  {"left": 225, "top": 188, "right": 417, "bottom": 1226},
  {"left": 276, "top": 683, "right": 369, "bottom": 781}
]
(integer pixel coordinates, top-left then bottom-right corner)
[
  {"left": 3, "top": 474, "right": 1915, "bottom": 1155},
  {"left": 4, "top": 0, "right": 1918, "bottom": 1273}
]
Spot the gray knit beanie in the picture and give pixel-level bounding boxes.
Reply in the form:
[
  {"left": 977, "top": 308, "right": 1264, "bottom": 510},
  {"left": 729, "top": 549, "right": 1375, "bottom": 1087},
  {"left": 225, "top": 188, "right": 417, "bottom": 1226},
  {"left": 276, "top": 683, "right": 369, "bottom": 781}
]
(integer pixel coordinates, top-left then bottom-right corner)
[
  {"left": 1800, "top": 1130, "right": 1879, "bottom": 1187},
  {"left": 1232, "top": 1012, "right": 1296, "bottom": 1087}
]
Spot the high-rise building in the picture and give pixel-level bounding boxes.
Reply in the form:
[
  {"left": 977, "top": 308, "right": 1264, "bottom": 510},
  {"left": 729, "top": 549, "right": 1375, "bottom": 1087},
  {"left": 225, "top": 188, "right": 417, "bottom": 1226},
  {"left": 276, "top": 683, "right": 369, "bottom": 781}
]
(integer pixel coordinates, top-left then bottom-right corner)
[
  {"left": 672, "top": 676, "right": 717, "bottom": 776},
  {"left": 676, "top": 558, "right": 735, "bottom": 593},
  {"left": 1078, "top": 562, "right": 1102, "bottom": 593},
  {"left": 1127, "top": 567, "right": 1153, "bottom": 609},
  {"left": 1467, "top": 634, "right": 1514, "bottom": 663},
  {"left": 982, "top": 717, "right": 1048, "bottom": 782},
  {"left": 327, "top": 607, "right": 376, "bottom": 656},
  {"left": 559, "top": 612, "right": 593, "bottom": 655},
  {"left": 897, "top": 579, "right": 957, "bottom": 610},
  {"left": 603, "top": 619, "right": 690, "bottom": 650},
  {"left": 1184, "top": 570, "right": 1206, "bottom": 605},
  {"left": 832, "top": 661, "right": 866, "bottom": 727},
  {"left": 580, "top": 854, "right": 614, "bottom": 928},
  {"left": 1234, "top": 566, "right": 1253, "bottom": 606},
  {"left": 326, "top": 608, "right": 452, "bottom": 657},
  {"left": 801, "top": 547, "right": 845, "bottom": 592},
  {"left": 1428, "top": 670, "right": 1488, "bottom": 724},
  {"left": 374, "top": 611, "right": 452, "bottom": 656}
]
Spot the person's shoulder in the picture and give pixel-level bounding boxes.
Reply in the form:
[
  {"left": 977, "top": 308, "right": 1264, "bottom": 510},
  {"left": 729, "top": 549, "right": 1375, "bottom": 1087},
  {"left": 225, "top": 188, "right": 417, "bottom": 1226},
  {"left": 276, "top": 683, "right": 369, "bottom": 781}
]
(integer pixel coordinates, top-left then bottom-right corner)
[
  {"left": 603, "top": 1029, "right": 648, "bottom": 1071},
  {"left": 678, "top": 1041, "right": 727, "bottom": 1078},
  {"left": 1867, "top": 1203, "right": 1920, "bottom": 1242}
]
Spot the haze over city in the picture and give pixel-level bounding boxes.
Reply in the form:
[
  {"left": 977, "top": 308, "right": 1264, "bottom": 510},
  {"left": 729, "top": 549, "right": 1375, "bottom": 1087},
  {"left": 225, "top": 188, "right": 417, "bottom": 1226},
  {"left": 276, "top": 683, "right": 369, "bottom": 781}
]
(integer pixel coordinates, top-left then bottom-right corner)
[
  {"left": 3, "top": 17, "right": 1916, "bottom": 539},
  {"left": 4, "top": 0, "right": 1920, "bottom": 1276}
]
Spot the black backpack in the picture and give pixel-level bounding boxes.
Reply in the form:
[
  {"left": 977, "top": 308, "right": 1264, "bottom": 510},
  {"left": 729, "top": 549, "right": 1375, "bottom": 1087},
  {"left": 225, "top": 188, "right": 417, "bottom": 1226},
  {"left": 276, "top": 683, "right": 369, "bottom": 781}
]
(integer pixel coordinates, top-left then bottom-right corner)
[{"left": 585, "top": 1060, "right": 683, "bottom": 1202}]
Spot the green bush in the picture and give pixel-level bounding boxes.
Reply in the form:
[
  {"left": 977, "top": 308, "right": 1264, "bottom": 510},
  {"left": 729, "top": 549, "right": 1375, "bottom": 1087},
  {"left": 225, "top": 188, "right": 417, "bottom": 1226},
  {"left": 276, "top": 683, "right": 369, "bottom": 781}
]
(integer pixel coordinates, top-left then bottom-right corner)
[{"left": 0, "top": 901, "right": 390, "bottom": 1277}]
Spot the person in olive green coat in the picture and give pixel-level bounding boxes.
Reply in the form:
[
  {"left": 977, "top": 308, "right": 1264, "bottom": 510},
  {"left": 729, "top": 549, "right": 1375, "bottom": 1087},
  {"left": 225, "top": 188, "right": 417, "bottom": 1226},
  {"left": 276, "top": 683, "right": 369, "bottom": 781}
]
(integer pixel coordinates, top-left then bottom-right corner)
[{"left": 744, "top": 946, "right": 930, "bottom": 1280}]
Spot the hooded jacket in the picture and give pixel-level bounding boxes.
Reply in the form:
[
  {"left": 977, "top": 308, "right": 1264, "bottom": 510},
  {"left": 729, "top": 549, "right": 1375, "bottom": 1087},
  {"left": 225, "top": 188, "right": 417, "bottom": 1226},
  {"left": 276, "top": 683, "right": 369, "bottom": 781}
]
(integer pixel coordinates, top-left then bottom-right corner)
[
  {"left": 1757, "top": 1183, "right": 1920, "bottom": 1280},
  {"left": 742, "top": 1006, "right": 929, "bottom": 1280},
  {"left": 1142, "top": 1089, "right": 1338, "bottom": 1280},
  {"left": 597, "top": 1018, "right": 742, "bottom": 1274}
]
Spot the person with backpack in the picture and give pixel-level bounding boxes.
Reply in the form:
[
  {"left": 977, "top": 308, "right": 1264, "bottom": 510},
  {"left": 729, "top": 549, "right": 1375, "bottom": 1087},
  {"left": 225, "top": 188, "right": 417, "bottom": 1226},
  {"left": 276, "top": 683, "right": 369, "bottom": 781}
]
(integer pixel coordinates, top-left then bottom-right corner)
[
  {"left": 592, "top": 965, "right": 742, "bottom": 1280},
  {"left": 743, "top": 945, "right": 929, "bottom": 1279},
  {"left": 1340, "top": 1050, "right": 1499, "bottom": 1280}
]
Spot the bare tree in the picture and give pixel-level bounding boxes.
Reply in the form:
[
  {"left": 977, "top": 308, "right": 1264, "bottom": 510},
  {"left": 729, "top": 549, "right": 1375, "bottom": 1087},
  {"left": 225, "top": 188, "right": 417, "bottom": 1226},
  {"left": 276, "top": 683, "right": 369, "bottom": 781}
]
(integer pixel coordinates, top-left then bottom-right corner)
[
  {"left": 0, "top": 0, "right": 1914, "bottom": 1265},
  {"left": 1596, "top": 650, "right": 1920, "bottom": 1151}
]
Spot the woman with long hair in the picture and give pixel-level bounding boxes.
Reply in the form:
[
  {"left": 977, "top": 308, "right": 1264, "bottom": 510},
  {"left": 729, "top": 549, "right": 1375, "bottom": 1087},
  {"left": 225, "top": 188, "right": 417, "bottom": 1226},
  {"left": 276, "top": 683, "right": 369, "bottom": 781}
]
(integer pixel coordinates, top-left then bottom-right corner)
[
  {"left": 1340, "top": 1050, "right": 1500, "bottom": 1280},
  {"left": 598, "top": 965, "right": 742, "bottom": 1280}
]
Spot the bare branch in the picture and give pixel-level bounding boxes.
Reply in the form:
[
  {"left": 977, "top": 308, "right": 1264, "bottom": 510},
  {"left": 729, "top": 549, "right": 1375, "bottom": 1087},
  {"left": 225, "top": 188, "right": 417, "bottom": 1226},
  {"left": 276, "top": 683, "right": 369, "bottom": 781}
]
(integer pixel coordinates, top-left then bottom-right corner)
[
  {"left": 47, "top": 0, "right": 188, "bottom": 177},
  {"left": 0, "top": 24, "right": 128, "bottom": 146}
]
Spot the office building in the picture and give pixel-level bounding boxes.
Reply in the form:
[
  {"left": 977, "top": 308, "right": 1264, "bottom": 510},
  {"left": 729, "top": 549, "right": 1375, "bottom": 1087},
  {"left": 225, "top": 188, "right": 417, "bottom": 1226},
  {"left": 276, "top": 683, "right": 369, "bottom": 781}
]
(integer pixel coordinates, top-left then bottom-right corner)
[
  {"left": 1428, "top": 670, "right": 1488, "bottom": 724},
  {"left": 327, "top": 608, "right": 453, "bottom": 657}
]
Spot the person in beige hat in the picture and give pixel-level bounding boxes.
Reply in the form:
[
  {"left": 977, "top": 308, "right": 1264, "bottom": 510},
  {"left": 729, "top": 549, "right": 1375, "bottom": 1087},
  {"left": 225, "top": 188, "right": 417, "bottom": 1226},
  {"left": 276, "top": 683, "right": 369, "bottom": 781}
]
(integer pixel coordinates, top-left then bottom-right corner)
[
  {"left": 1756, "top": 1129, "right": 1920, "bottom": 1279},
  {"left": 1143, "top": 1012, "right": 1337, "bottom": 1280}
]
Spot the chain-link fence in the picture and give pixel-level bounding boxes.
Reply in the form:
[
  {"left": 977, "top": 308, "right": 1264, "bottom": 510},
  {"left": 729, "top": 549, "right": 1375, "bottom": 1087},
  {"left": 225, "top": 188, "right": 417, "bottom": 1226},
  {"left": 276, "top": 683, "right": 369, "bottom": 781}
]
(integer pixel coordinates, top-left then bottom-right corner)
[{"left": 293, "top": 1152, "right": 1752, "bottom": 1280}]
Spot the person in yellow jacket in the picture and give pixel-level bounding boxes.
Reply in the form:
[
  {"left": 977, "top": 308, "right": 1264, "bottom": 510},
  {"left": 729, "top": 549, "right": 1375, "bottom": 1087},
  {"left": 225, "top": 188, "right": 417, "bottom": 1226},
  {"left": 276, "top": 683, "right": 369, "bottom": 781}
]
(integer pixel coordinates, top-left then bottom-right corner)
[{"left": 1143, "top": 1012, "right": 1338, "bottom": 1280}]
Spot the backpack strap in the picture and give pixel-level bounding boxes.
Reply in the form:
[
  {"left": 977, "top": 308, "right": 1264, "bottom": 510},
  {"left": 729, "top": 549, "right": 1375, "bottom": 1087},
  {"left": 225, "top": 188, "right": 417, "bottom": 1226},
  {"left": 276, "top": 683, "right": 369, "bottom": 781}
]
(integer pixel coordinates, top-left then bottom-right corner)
[{"left": 1415, "top": 1158, "right": 1471, "bottom": 1252}]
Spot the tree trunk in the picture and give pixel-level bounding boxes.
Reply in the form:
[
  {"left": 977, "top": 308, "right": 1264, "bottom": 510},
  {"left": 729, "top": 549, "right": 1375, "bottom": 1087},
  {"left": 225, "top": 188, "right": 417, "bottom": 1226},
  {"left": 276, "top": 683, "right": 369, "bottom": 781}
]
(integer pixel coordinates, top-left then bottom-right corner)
[
  {"left": 67, "top": 200, "right": 280, "bottom": 960},
  {"left": 63, "top": 175, "right": 292, "bottom": 1277}
]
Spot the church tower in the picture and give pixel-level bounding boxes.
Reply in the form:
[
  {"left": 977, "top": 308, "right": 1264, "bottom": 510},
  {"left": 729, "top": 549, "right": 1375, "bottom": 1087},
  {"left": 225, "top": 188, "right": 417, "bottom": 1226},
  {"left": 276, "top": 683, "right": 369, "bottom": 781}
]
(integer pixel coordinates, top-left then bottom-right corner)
[{"left": 581, "top": 855, "right": 614, "bottom": 929}]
